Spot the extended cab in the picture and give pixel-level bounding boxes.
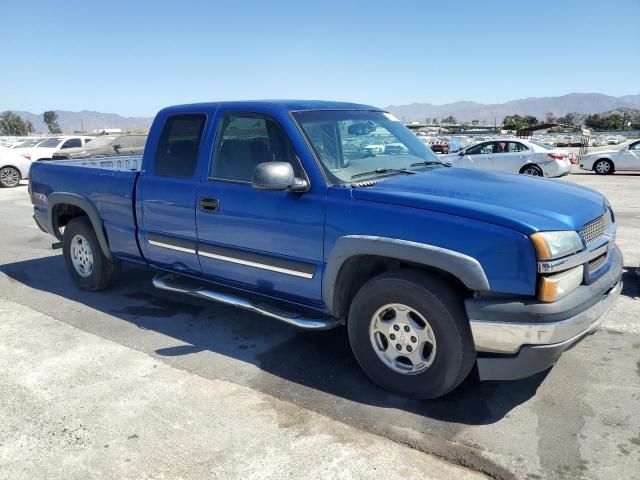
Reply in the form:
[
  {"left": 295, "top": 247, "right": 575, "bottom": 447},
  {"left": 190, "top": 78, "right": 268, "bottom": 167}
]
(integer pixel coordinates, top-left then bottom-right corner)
[{"left": 29, "top": 101, "right": 623, "bottom": 399}]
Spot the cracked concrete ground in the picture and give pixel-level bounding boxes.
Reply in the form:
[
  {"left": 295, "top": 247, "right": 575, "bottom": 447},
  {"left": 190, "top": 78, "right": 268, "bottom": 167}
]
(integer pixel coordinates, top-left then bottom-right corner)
[{"left": 0, "top": 299, "right": 484, "bottom": 480}]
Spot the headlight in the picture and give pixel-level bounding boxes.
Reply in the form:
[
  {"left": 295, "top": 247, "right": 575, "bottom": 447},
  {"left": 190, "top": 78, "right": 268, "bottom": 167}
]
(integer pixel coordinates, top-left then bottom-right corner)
[
  {"left": 539, "top": 265, "right": 584, "bottom": 302},
  {"left": 530, "top": 231, "right": 583, "bottom": 260}
]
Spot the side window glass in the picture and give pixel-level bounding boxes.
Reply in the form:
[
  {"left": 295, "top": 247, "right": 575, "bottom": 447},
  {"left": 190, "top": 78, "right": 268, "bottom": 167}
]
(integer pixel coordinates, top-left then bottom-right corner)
[
  {"left": 211, "top": 113, "right": 300, "bottom": 182},
  {"left": 479, "top": 143, "right": 495, "bottom": 154},
  {"left": 62, "top": 138, "right": 82, "bottom": 149},
  {"left": 495, "top": 142, "right": 508, "bottom": 153},
  {"left": 508, "top": 142, "right": 528, "bottom": 152},
  {"left": 630, "top": 141, "right": 640, "bottom": 151},
  {"left": 155, "top": 114, "right": 206, "bottom": 178},
  {"left": 466, "top": 143, "right": 484, "bottom": 155}
]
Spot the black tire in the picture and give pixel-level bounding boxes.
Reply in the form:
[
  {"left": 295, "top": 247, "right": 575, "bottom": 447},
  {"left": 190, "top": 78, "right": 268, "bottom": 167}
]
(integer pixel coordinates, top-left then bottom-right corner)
[
  {"left": 63, "top": 216, "right": 118, "bottom": 291},
  {"left": 519, "top": 164, "right": 543, "bottom": 177},
  {"left": 593, "top": 159, "right": 614, "bottom": 175},
  {"left": 0, "top": 166, "right": 21, "bottom": 188},
  {"left": 347, "top": 270, "right": 476, "bottom": 399}
]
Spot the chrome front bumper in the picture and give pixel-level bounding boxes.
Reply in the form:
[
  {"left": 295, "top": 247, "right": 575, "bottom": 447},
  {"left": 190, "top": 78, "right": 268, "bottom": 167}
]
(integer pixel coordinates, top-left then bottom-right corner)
[{"left": 469, "top": 279, "right": 621, "bottom": 354}]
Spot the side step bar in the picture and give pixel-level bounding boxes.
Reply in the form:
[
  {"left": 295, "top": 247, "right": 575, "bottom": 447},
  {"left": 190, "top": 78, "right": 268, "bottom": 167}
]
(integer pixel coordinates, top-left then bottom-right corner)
[{"left": 152, "top": 274, "right": 342, "bottom": 331}]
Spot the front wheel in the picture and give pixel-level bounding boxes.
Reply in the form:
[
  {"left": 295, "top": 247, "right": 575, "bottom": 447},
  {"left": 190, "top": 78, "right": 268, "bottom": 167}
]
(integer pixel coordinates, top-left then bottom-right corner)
[
  {"left": 593, "top": 159, "right": 613, "bottom": 175},
  {"left": 0, "top": 167, "right": 21, "bottom": 188},
  {"left": 63, "top": 217, "right": 119, "bottom": 291},
  {"left": 347, "top": 270, "right": 476, "bottom": 399}
]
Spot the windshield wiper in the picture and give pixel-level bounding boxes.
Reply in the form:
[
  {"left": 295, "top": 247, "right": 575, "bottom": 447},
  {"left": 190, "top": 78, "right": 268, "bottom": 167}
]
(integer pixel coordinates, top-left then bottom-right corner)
[
  {"left": 409, "top": 160, "right": 448, "bottom": 168},
  {"left": 351, "top": 168, "right": 415, "bottom": 179}
]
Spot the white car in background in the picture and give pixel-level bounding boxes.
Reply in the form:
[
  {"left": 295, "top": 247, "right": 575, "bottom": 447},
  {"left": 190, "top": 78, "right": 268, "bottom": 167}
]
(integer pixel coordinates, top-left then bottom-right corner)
[
  {"left": 448, "top": 138, "right": 571, "bottom": 177},
  {"left": 0, "top": 149, "right": 33, "bottom": 188},
  {"left": 16, "top": 135, "right": 94, "bottom": 162},
  {"left": 579, "top": 139, "right": 640, "bottom": 174}
]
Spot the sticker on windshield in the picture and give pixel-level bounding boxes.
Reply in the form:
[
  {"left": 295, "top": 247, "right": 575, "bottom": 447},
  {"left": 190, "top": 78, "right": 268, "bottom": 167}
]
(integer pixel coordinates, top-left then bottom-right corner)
[{"left": 383, "top": 112, "right": 400, "bottom": 122}]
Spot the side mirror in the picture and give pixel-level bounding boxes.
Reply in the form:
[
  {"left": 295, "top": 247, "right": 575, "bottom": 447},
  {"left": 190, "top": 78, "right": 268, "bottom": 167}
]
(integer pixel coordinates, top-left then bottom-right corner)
[
  {"left": 113, "top": 144, "right": 122, "bottom": 151},
  {"left": 458, "top": 150, "right": 465, "bottom": 156},
  {"left": 252, "top": 162, "right": 308, "bottom": 192}
]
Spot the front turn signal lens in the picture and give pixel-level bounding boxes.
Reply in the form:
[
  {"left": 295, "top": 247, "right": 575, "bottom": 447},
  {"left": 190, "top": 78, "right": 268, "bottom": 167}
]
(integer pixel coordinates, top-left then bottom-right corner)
[{"left": 539, "top": 265, "right": 584, "bottom": 302}]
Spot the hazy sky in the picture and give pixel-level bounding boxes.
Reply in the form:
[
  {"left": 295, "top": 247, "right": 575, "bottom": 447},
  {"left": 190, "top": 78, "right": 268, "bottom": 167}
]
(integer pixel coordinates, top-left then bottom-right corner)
[{"left": 1, "top": 0, "right": 638, "bottom": 116}]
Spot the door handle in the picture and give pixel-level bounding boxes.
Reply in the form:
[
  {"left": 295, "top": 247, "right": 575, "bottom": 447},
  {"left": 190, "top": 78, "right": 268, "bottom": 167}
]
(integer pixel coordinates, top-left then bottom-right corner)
[{"left": 200, "top": 197, "right": 219, "bottom": 212}]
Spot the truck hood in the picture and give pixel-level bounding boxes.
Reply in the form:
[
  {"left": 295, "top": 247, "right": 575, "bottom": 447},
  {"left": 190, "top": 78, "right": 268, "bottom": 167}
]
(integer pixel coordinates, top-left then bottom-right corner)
[{"left": 350, "top": 168, "right": 608, "bottom": 234}]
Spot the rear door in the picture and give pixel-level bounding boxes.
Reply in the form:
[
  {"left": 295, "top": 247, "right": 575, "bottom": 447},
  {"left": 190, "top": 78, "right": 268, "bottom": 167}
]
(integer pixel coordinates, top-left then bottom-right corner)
[
  {"left": 195, "top": 110, "right": 325, "bottom": 304},
  {"left": 493, "top": 141, "right": 529, "bottom": 172},
  {"left": 137, "top": 113, "right": 207, "bottom": 275},
  {"left": 114, "top": 136, "right": 140, "bottom": 156}
]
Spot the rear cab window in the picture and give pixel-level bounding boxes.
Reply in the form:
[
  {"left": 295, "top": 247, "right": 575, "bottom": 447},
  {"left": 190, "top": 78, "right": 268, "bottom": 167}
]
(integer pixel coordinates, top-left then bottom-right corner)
[{"left": 155, "top": 114, "right": 206, "bottom": 178}]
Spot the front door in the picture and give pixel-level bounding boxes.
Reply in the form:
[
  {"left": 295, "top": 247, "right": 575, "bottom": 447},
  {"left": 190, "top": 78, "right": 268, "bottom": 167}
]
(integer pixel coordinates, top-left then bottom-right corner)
[
  {"left": 618, "top": 140, "right": 640, "bottom": 170},
  {"left": 455, "top": 141, "right": 495, "bottom": 170},
  {"left": 196, "top": 111, "right": 325, "bottom": 304},
  {"left": 137, "top": 113, "right": 207, "bottom": 275}
]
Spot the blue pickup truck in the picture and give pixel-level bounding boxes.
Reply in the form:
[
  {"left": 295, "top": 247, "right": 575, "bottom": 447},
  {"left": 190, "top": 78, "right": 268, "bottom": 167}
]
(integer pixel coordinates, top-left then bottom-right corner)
[{"left": 29, "top": 100, "right": 623, "bottom": 399}]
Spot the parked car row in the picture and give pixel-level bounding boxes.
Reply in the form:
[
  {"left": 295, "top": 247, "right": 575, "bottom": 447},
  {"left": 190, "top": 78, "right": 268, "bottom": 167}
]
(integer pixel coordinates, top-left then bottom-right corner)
[{"left": 0, "top": 133, "right": 147, "bottom": 187}]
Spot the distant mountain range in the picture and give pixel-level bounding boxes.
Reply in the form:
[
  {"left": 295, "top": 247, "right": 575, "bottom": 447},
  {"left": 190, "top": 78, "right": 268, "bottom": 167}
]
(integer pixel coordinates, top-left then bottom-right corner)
[
  {"left": 3, "top": 110, "right": 153, "bottom": 134},
  {"left": 385, "top": 93, "right": 640, "bottom": 123},
  {"left": 3, "top": 93, "right": 640, "bottom": 133}
]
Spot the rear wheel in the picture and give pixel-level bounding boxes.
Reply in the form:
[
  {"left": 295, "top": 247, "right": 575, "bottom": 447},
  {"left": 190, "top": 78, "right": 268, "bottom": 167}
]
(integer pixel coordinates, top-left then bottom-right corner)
[
  {"left": 347, "top": 270, "right": 476, "bottom": 399},
  {"left": 0, "top": 167, "right": 21, "bottom": 188},
  {"left": 63, "top": 217, "right": 118, "bottom": 291},
  {"left": 593, "top": 159, "right": 613, "bottom": 175},
  {"left": 520, "top": 164, "right": 543, "bottom": 176}
]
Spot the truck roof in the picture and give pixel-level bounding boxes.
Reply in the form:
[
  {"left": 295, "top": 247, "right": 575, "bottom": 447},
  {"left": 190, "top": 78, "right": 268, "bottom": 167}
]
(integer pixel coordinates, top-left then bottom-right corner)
[{"left": 158, "top": 100, "right": 382, "bottom": 116}]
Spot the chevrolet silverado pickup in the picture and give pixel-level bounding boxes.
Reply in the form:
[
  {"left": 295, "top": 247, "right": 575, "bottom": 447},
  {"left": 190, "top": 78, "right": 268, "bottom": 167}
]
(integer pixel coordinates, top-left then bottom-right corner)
[{"left": 29, "top": 101, "right": 623, "bottom": 399}]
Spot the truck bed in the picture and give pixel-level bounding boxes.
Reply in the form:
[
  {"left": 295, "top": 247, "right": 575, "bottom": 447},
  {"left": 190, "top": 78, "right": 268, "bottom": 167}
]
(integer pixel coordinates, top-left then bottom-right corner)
[
  {"left": 29, "top": 156, "right": 144, "bottom": 263},
  {"left": 47, "top": 155, "right": 143, "bottom": 171}
]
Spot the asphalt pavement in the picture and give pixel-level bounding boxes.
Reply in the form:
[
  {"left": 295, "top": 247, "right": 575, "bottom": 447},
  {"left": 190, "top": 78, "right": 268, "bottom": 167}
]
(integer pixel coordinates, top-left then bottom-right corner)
[{"left": 0, "top": 168, "right": 638, "bottom": 479}]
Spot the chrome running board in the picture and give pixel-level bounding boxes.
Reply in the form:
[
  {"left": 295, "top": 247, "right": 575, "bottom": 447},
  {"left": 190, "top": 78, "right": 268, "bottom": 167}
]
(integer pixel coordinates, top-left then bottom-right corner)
[{"left": 152, "top": 274, "right": 341, "bottom": 331}]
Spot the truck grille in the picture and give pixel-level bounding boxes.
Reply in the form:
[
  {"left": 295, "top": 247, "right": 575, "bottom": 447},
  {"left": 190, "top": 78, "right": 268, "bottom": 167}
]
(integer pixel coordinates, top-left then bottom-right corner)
[
  {"left": 580, "top": 213, "right": 611, "bottom": 246},
  {"left": 588, "top": 252, "right": 608, "bottom": 273}
]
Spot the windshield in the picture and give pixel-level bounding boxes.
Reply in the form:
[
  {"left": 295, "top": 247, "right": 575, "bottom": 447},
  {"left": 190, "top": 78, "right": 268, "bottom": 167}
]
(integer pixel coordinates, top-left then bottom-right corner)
[
  {"left": 292, "top": 110, "right": 443, "bottom": 184},
  {"left": 617, "top": 141, "right": 634, "bottom": 151},
  {"left": 85, "top": 135, "right": 118, "bottom": 147},
  {"left": 36, "top": 137, "right": 63, "bottom": 148}
]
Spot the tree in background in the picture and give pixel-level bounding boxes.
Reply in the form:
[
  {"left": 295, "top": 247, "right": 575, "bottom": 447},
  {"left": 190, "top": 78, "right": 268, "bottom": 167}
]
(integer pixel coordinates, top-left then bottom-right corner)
[
  {"left": 26, "top": 120, "right": 35, "bottom": 135},
  {"left": 502, "top": 114, "right": 539, "bottom": 131},
  {"left": 0, "top": 111, "right": 31, "bottom": 136},
  {"left": 471, "top": 119, "right": 479, "bottom": 126},
  {"left": 557, "top": 113, "right": 576, "bottom": 126},
  {"left": 545, "top": 112, "right": 557, "bottom": 124},
  {"left": 43, "top": 111, "right": 62, "bottom": 134},
  {"left": 441, "top": 115, "right": 456, "bottom": 124},
  {"left": 585, "top": 113, "right": 625, "bottom": 130}
]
